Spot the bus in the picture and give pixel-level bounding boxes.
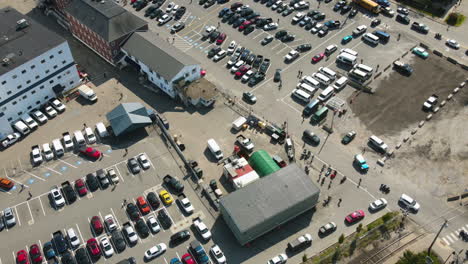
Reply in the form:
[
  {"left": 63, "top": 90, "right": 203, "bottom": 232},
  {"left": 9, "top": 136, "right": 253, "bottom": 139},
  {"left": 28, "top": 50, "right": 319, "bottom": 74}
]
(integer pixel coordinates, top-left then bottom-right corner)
[
  {"left": 352, "top": 0, "right": 380, "bottom": 13},
  {"left": 311, "top": 106, "right": 329, "bottom": 124}
]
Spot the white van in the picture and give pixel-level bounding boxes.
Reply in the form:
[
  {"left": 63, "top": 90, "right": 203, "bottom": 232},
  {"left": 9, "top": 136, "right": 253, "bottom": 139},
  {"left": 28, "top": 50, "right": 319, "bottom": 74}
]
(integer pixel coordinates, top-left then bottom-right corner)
[
  {"left": 354, "top": 64, "right": 374, "bottom": 75},
  {"left": 333, "top": 76, "right": 348, "bottom": 91},
  {"left": 73, "top": 130, "right": 86, "bottom": 146},
  {"left": 207, "top": 139, "right": 223, "bottom": 160},
  {"left": 325, "top": 44, "right": 338, "bottom": 55},
  {"left": 317, "top": 86, "right": 334, "bottom": 102},
  {"left": 292, "top": 89, "right": 311, "bottom": 103},
  {"left": 42, "top": 143, "right": 54, "bottom": 160},
  {"left": 302, "top": 76, "right": 321, "bottom": 89},
  {"left": 340, "top": 48, "right": 358, "bottom": 57},
  {"left": 84, "top": 127, "right": 96, "bottom": 144},
  {"left": 336, "top": 53, "right": 357, "bottom": 66},
  {"left": 313, "top": 72, "right": 331, "bottom": 86},
  {"left": 13, "top": 120, "right": 31, "bottom": 135},
  {"left": 52, "top": 139, "right": 64, "bottom": 157},
  {"left": 363, "top": 33, "right": 379, "bottom": 45},
  {"left": 96, "top": 122, "right": 109, "bottom": 138},
  {"left": 297, "top": 82, "right": 317, "bottom": 95},
  {"left": 21, "top": 114, "right": 39, "bottom": 130},
  {"left": 369, "top": 135, "right": 388, "bottom": 153},
  {"left": 349, "top": 69, "right": 369, "bottom": 81},
  {"left": 319, "top": 67, "right": 337, "bottom": 80}
]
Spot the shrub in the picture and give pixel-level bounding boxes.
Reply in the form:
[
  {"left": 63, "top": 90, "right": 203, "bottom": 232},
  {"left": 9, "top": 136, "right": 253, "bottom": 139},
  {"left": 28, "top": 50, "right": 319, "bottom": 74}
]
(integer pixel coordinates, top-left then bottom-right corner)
[
  {"left": 446, "top": 12, "right": 466, "bottom": 26},
  {"left": 338, "top": 234, "right": 345, "bottom": 244},
  {"left": 356, "top": 223, "right": 363, "bottom": 233},
  {"left": 382, "top": 212, "right": 393, "bottom": 223},
  {"left": 302, "top": 254, "right": 308, "bottom": 262}
]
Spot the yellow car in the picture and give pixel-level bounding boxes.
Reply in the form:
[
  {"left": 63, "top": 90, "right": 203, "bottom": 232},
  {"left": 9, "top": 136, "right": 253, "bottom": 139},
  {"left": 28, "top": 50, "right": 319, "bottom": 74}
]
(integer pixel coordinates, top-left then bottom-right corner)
[{"left": 159, "top": 190, "right": 173, "bottom": 205}]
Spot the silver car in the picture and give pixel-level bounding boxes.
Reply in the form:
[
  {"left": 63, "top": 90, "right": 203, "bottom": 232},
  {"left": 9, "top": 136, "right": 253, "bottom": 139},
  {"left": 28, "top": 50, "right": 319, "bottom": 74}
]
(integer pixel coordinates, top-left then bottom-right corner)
[{"left": 3, "top": 208, "right": 16, "bottom": 227}]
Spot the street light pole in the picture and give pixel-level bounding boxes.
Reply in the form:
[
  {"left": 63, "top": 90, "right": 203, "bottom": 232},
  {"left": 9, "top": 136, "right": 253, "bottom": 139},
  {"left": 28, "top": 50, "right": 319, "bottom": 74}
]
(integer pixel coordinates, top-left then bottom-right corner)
[{"left": 428, "top": 219, "right": 448, "bottom": 256}]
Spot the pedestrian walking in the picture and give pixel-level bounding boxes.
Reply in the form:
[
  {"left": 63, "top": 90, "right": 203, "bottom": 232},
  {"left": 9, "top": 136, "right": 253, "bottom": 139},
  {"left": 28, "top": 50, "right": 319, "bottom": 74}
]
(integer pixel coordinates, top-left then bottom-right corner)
[
  {"left": 99, "top": 153, "right": 104, "bottom": 160},
  {"left": 277, "top": 18, "right": 280, "bottom": 23},
  {"left": 297, "top": 70, "right": 301, "bottom": 78},
  {"left": 172, "top": 37, "right": 175, "bottom": 44},
  {"left": 83, "top": 123, "right": 87, "bottom": 128},
  {"left": 358, "top": 178, "right": 362, "bottom": 187},
  {"left": 217, "top": 21, "right": 221, "bottom": 27},
  {"left": 28, "top": 191, "right": 32, "bottom": 197},
  {"left": 338, "top": 198, "right": 342, "bottom": 207},
  {"left": 20, "top": 184, "right": 24, "bottom": 192},
  {"left": 190, "top": 0, "right": 192, "bottom": 3},
  {"left": 123, "top": 148, "right": 128, "bottom": 157}
]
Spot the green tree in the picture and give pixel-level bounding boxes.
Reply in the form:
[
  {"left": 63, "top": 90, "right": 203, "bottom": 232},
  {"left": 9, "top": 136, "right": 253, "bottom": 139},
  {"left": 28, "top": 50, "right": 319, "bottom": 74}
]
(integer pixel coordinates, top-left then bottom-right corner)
[
  {"left": 332, "top": 248, "right": 341, "bottom": 263},
  {"left": 302, "top": 254, "right": 308, "bottom": 262},
  {"left": 338, "top": 234, "right": 345, "bottom": 244},
  {"left": 382, "top": 212, "right": 393, "bottom": 223},
  {"left": 356, "top": 223, "right": 363, "bottom": 233}
]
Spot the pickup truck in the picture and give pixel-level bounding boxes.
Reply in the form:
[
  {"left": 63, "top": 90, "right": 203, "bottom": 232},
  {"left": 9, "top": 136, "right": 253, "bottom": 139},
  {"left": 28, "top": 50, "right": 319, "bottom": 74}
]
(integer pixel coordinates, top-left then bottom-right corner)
[
  {"left": 123, "top": 222, "right": 138, "bottom": 244},
  {"left": 177, "top": 193, "right": 194, "bottom": 214},
  {"left": 235, "top": 134, "right": 254, "bottom": 152},
  {"left": 52, "top": 230, "right": 68, "bottom": 254},
  {"left": 285, "top": 137, "right": 295, "bottom": 161},
  {"left": 163, "top": 175, "right": 184, "bottom": 194},
  {"left": 189, "top": 240, "right": 210, "bottom": 264},
  {"left": 287, "top": 233, "right": 312, "bottom": 252},
  {"left": 62, "top": 132, "right": 74, "bottom": 151},
  {"left": 209, "top": 180, "right": 223, "bottom": 198},
  {"left": 193, "top": 217, "right": 212, "bottom": 241},
  {"left": 202, "top": 26, "right": 216, "bottom": 40},
  {"left": 393, "top": 60, "right": 413, "bottom": 75},
  {"left": 61, "top": 181, "right": 77, "bottom": 204},
  {"left": 422, "top": 94, "right": 438, "bottom": 111}
]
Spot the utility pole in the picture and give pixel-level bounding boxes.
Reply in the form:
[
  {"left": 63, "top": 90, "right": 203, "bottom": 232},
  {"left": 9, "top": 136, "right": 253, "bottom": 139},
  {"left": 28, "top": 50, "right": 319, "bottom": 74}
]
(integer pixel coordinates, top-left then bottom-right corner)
[{"left": 428, "top": 219, "right": 448, "bottom": 256}]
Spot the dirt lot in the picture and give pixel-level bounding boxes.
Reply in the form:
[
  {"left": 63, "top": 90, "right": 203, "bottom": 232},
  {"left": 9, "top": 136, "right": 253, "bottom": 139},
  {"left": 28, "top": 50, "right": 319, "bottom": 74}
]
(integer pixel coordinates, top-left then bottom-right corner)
[{"left": 349, "top": 54, "right": 467, "bottom": 136}]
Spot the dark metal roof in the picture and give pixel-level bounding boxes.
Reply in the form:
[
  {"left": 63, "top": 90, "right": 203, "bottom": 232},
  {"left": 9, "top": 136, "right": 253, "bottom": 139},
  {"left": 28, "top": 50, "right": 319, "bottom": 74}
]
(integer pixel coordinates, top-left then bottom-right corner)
[
  {"left": 122, "top": 31, "right": 200, "bottom": 81},
  {"left": 65, "top": 0, "right": 147, "bottom": 42},
  {"left": 106, "top": 103, "right": 152, "bottom": 136},
  {"left": 220, "top": 164, "right": 320, "bottom": 245},
  {"left": 0, "top": 7, "right": 65, "bottom": 75}
]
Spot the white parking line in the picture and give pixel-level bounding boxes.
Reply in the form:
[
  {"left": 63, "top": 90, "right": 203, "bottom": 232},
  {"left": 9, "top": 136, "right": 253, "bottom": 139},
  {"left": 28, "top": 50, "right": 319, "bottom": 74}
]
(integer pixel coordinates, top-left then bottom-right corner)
[
  {"left": 110, "top": 208, "right": 121, "bottom": 229},
  {"left": 271, "top": 42, "right": 283, "bottom": 50},
  {"left": 276, "top": 45, "right": 290, "bottom": 55},
  {"left": 252, "top": 31, "right": 265, "bottom": 39},
  {"left": 57, "top": 158, "right": 78, "bottom": 168},
  {"left": 37, "top": 196, "right": 46, "bottom": 216},
  {"left": 26, "top": 201, "right": 34, "bottom": 225},
  {"left": 75, "top": 224, "right": 85, "bottom": 246},
  {"left": 42, "top": 166, "right": 62, "bottom": 175},
  {"left": 4, "top": 168, "right": 28, "bottom": 187},
  {"left": 22, "top": 170, "right": 46, "bottom": 181},
  {"left": 18, "top": 158, "right": 23, "bottom": 171},
  {"left": 113, "top": 165, "right": 125, "bottom": 183},
  {"left": 164, "top": 257, "right": 169, "bottom": 264},
  {"left": 11, "top": 251, "right": 15, "bottom": 263},
  {"left": 14, "top": 206, "right": 21, "bottom": 226}
]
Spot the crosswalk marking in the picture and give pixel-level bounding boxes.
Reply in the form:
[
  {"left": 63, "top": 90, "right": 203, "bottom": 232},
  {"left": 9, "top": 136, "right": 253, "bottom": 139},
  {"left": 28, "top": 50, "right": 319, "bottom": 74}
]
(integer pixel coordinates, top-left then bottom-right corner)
[{"left": 441, "top": 224, "right": 468, "bottom": 245}]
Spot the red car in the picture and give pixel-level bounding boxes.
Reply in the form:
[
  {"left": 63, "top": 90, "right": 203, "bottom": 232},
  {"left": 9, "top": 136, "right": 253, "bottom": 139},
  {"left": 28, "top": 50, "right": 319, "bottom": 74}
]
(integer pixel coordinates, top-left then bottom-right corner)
[
  {"left": 16, "top": 250, "right": 29, "bottom": 264},
  {"left": 75, "top": 179, "right": 88, "bottom": 196},
  {"left": 235, "top": 65, "right": 251, "bottom": 78},
  {"left": 91, "top": 216, "right": 104, "bottom": 235},
  {"left": 29, "top": 244, "right": 43, "bottom": 264},
  {"left": 87, "top": 238, "right": 101, "bottom": 257},
  {"left": 79, "top": 146, "right": 101, "bottom": 159},
  {"left": 312, "top": 53, "right": 325, "bottom": 63},
  {"left": 239, "top": 20, "right": 252, "bottom": 30},
  {"left": 136, "top": 196, "right": 151, "bottom": 215},
  {"left": 216, "top": 33, "right": 226, "bottom": 45},
  {"left": 345, "top": 210, "right": 365, "bottom": 224},
  {"left": 182, "top": 253, "right": 195, "bottom": 264}
]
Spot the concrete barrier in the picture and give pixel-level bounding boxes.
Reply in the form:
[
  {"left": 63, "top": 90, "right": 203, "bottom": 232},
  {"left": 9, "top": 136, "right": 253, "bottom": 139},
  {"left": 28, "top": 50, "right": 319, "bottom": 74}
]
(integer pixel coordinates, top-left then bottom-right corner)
[
  {"left": 384, "top": 64, "right": 391, "bottom": 72},
  {"left": 403, "top": 136, "right": 410, "bottom": 142},
  {"left": 401, "top": 51, "right": 409, "bottom": 57},
  {"left": 447, "top": 195, "right": 460, "bottom": 202},
  {"left": 447, "top": 94, "right": 453, "bottom": 100},
  {"left": 374, "top": 72, "right": 382, "bottom": 79},
  {"left": 426, "top": 114, "right": 433, "bottom": 120},
  {"left": 411, "top": 128, "right": 417, "bottom": 135},
  {"left": 447, "top": 57, "right": 458, "bottom": 64},
  {"left": 453, "top": 87, "right": 460, "bottom": 93},
  {"left": 418, "top": 121, "right": 425, "bottom": 127},
  {"left": 461, "top": 64, "right": 468, "bottom": 71},
  {"left": 433, "top": 107, "right": 440, "bottom": 113},
  {"left": 377, "top": 159, "right": 385, "bottom": 166},
  {"left": 440, "top": 100, "right": 446, "bottom": 107},
  {"left": 433, "top": 50, "right": 443, "bottom": 57},
  {"left": 396, "top": 142, "right": 402, "bottom": 149},
  {"left": 419, "top": 43, "right": 429, "bottom": 49}
]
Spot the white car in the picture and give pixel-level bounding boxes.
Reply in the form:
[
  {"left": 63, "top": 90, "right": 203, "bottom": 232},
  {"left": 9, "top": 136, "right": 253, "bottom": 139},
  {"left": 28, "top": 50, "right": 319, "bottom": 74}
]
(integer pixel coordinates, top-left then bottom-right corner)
[
  {"left": 399, "top": 194, "right": 420, "bottom": 212},
  {"left": 264, "top": 22, "right": 279, "bottom": 31},
  {"left": 123, "top": 223, "right": 138, "bottom": 244},
  {"left": 67, "top": 228, "right": 80, "bottom": 248},
  {"left": 230, "top": 60, "right": 245, "bottom": 73},
  {"left": 352, "top": 25, "right": 367, "bottom": 36},
  {"left": 383, "top": 7, "right": 395, "bottom": 16},
  {"left": 84, "top": 127, "right": 97, "bottom": 144},
  {"left": 50, "top": 186, "right": 65, "bottom": 208},
  {"left": 210, "top": 244, "right": 227, "bottom": 264},
  {"left": 50, "top": 99, "right": 66, "bottom": 113},
  {"left": 268, "top": 253, "right": 288, "bottom": 264},
  {"left": 42, "top": 143, "right": 54, "bottom": 160},
  {"left": 241, "top": 70, "right": 255, "bottom": 83},
  {"left": 62, "top": 132, "right": 74, "bottom": 151},
  {"left": 311, "top": 23, "right": 323, "bottom": 34},
  {"left": 138, "top": 154, "right": 151, "bottom": 170},
  {"left": 369, "top": 198, "right": 388, "bottom": 211},
  {"left": 165, "top": 2, "right": 175, "bottom": 12},
  {"left": 3, "top": 208, "right": 16, "bottom": 227},
  {"left": 147, "top": 215, "right": 161, "bottom": 233},
  {"left": 31, "top": 110, "right": 48, "bottom": 124},
  {"left": 213, "top": 50, "right": 227, "bottom": 62},
  {"left": 227, "top": 41, "right": 237, "bottom": 55},
  {"left": 107, "top": 168, "right": 119, "bottom": 184},
  {"left": 171, "top": 4, "right": 180, "bottom": 14},
  {"left": 1, "top": 133, "right": 21, "bottom": 148},
  {"left": 446, "top": 39, "right": 460, "bottom": 49},
  {"left": 158, "top": 14, "right": 172, "bottom": 25},
  {"left": 104, "top": 214, "right": 117, "bottom": 232},
  {"left": 397, "top": 7, "right": 409, "bottom": 15},
  {"left": 292, "top": 12, "right": 305, "bottom": 23},
  {"left": 178, "top": 197, "right": 194, "bottom": 214},
  {"left": 193, "top": 218, "right": 212, "bottom": 240},
  {"left": 144, "top": 243, "right": 167, "bottom": 260},
  {"left": 44, "top": 106, "right": 57, "bottom": 118},
  {"left": 294, "top": 0, "right": 309, "bottom": 10},
  {"left": 284, "top": 50, "right": 300, "bottom": 62},
  {"left": 31, "top": 145, "right": 43, "bottom": 164},
  {"left": 100, "top": 236, "right": 114, "bottom": 257}
]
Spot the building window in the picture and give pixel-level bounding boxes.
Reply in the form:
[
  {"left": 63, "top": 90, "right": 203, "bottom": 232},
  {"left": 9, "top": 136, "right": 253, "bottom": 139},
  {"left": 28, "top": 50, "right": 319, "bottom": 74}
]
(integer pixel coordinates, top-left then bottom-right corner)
[
  {"left": 49, "top": 55, "right": 54, "bottom": 59},
  {"left": 17, "top": 111, "right": 23, "bottom": 116},
  {"left": 36, "top": 101, "right": 40, "bottom": 105},
  {"left": 35, "top": 75, "right": 40, "bottom": 79},
  {"left": 49, "top": 80, "right": 54, "bottom": 84},
  {"left": 62, "top": 60, "right": 66, "bottom": 64},
  {"left": 27, "top": 106, "right": 32, "bottom": 110},
  {"left": 45, "top": 70, "right": 50, "bottom": 74},
  {"left": 12, "top": 101, "right": 17, "bottom": 105},
  {"left": 17, "top": 85, "right": 22, "bottom": 89},
  {"left": 7, "top": 91, "right": 12, "bottom": 95},
  {"left": 7, "top": 117, "right": 12, "bottom": 122},
  {"left": 57, "top": 75, "right": 62, "bottom": 79},
  {"left": 58, "top": 50, "right": 63, "bottom": 54},
  {"left": 26, "top": 80, "right": 31, "bottom": 84},
  {"left": 44, "top": 96, "right": 49, "bottom": 100},
  {"left": 184, "top": 73, "right": 189, "bottom": 78},
  {"left": 53, "top": 65, "right": 58, "bottom": 69},
  {"left": 0, "top": 113, "right": 3, "bottom": 118},
  {"left": 31, "top": 90, "right": 36, "bottom": 94},
  {"left": 1, "top": 81, "right": 6, "bottom": 85},
  {"left": 40, "top": 85, "right": 44, "bottom": 89},
  {"left": 164, "top": 80, "right": 168, "bottom": 85},
  {"left": 69, "top": 80, "right": 74, "bottom": 85},
  {"left": 192, "top": 68, "right": 197, "bottom": 74},
  {"left": 12, "top": 75, "right": 17, "bottom": 79},
  {"left": 30, "top": 65, "right": 35, "bottom": 69},
  {"left": 22, "top": 95, "right": 27, "bottom": 99},
  {"left": 41, "top": 59, "right": 45, "bottom": 63},
  {"left": 156, "top": 73, "right": 160, "bottom": 79},
  {"left": 21, "top": 70, "right": 26, "bottom": 74}
]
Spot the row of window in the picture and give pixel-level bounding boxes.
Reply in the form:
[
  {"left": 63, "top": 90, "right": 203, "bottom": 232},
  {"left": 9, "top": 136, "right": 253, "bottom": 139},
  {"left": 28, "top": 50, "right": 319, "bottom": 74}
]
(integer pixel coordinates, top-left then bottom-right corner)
[
  {"left": 3, "top": 70, "right": 72, "bottom": 96},
  {"left": 1, "top": 56, "right": 67, "bottom": 86}
]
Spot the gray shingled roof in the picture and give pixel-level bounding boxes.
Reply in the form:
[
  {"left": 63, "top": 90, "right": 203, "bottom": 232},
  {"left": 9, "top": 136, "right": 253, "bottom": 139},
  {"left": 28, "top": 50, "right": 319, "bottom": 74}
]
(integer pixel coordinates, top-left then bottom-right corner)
[
  {"left": 219, "top": 164, "right": 320, "bottom": 244},
  {"left": 106, "top": 103, "right": 152, "bottom": 136},
  {"left": 0, "top": 7, "right": 65, "bottom": 75},
  {"left": 65, "top": 0, "right": 147, "bottom": 42},
  {"left": 122, "top": 31, "right": 200, "bottom": 81}
]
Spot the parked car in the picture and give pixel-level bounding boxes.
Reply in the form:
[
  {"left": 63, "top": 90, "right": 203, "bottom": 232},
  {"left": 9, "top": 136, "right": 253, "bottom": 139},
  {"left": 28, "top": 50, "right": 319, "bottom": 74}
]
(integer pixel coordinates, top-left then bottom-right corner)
[
  {"left": 137, "top": 196, "right": 151, "bottom": 215},
  {"left": 170, "top": 230, "right": 191, "bottom": 244},
  {"left": 268, "top": 254, "right": 288, "bottom": 264},
  {"left": 87, "top": 238, "right": 101, "bottom": 257},
  {"left": 79, "top": 146, "right": 101, "bottom": 159},
  {"left": 126, "top": 203, "right": 141, "bottom": 221},
  {"left": 107, "top": 168, "right": 119, "bottom": 185},
  {"left": 341, "top": 131, "right": 356, "bottom": 144},
  {"left": 242, "top": 92, "right": 257, "bottom": 104},
  {"left": 369, "top": 198, "right": 388, "bottom": 211},
  {"left": 31, "top": 110, "right": 48, "bottom": 124},
  {"left": 75, "top": 178, "right": 88, "bottom": 196},
  {"left": 135, "top": 218, "right": 150, "bottom": 238},
  {"left": 29, "top": 244, "right": 43, "bottom": 264},
  {"left": 147, "top": 215, "right": 161, "bottom": 233},
  {"left": 312, "top": 53, "right": 325, "bottom": 63},
  {"left": 144, "top": 243, "right": 167, "bottom": 260},
  {"left": 50, "top": 99, "right": 66, "bottom": 113},
  {"left": 128, "top": 158, "right": 141, "bottom": 174},
  {"left": 91, "top": 216, "right": 104, "bottom": 235},
  {"left": 96, "top": 169, "right": 110, "bottom": 189},
  {"left": 31, "top": 145, "right": 43, "bottom": 165},
  {"left": 345, "top": 210, "right": 365, "bottom": 224},
  {"left": 111, "top": 230, "right": 126, "bottom": 253},
  {"left": 399, "top": 194, "right": 420, "bottom": 212},
  {"left": 138, "top": 154, "right": 151, "bottom": 170},
  {"left": 210, "top": 244, "right": 227, "bottom": 264},
  {"left": 50, "top": 186, "right": 65, "bottom": 208},
  {"left": 171, "top": 22, "right": 185, "bottom": 33},
  {"left": 261, "top": 35, "right": 274, "bottom": 45},
  {"left": 159, "top": 190, "right": 174, "bottom": 205},
  {"left": 158, "top": 209, "right": 172, "bottom": 228},
  {"left": 318, "top": 222, "right": 337, "bottom": 236},
  {"left": 147, "top": 191, "right": 161, "bottom": 209}
]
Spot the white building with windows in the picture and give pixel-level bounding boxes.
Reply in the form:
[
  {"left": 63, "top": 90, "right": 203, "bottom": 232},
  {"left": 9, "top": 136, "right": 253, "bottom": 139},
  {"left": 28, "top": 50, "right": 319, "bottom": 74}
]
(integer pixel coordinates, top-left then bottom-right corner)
[{"left": 0, "top": 7, "right": 80, "bottom": 138}]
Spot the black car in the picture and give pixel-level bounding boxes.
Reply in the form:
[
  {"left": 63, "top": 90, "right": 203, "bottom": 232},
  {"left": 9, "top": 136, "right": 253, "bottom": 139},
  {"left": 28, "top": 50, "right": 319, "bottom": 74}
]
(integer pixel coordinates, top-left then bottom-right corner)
[
  {"left": 229, "top": 14, "right": 241, "bottom": 24},
  {"left": 52, "top": 231, "right": 68, "bottom": 254},
  {"left": 296, "top": 44, "right": 312, "bottom": 52},
  {"left": 207, "top": 47, "right": 221, "bottom": 58},
  {"left": 281, "top": 34, "right": 295, "bottom": 42},
  {"left": 304, "top": 21, "right": 316, "bottom": 30},
  {"left": 61, "top": 251, "right": 76, "bottom": 264},
  {"left": 243, "top": 25, "right": 255, "bottom": 35},
  {"left": 340, "top": 5, "right": 351, "bottom": 14},
  {"left": 240, "top": 49, "right": 250, "bottom": 60},
  {"left": 349, "top": 9, "right": 358, "bottom": 17},
  {"left": 85, "top": 173, "right": 99, "bottom": 192},
  {"left": 261, "top": 36, "right": 274, "bottom": 45},
  {"left": 199, "top": 0, "right": 208, "bottom": 5},
  {"left": 371, "top": 18, "right": 381, "bottom": 27},
  {"left": 126, "top": 203, "right": 140, "bottom": 221},
  {"left": 134, "top": 0, "right": 148, "bottom": 11},
  {"left": 246, "top": 54, "right": 256, "bottom": 65},
  {"left": 62, "top": 183, "right": 77, "bottom": 204},
  {"left": 146, "top": 192, "right": 160, "bottom": 209},
  {"left": 248, "top": 72, "right": 265, "bottom": 86},
  {"left": 75, "top": 247, "right": 92, "bottom": 264},
  {"left": 158, "top": 209, "right": 172, "bottom": 228},
  {"left": 171, "top": 22, "right": 185, "bottom": 33},
  {"left": 253, "top": 55, "right": 264, "bottom": 68},
  {"left": 149, "top": 9, "right": 164, "bottom": 19},
  {"left": 209, "top": 31, "right": 220, "bottom": 42},
  {"left": 313, "top": 12, "right": 325, "bottom": 20},
  {"left": 242, "top": 92, "right": 257, "bottom": 103},
  {"left": 204, "top": 0, "right": 216, "bottom": 8},
  {"left": 232, "top": 18, "right": 245, "bottom": 28},
  {"left": 282, "top": 7, "right": 294, "bottom": 16},
  {"left": 274, "top": 69, "right": 281, "bottom": 82},
  {"left": 396, "top": 14, "right": 410, "bottom": 24},
  {"left": 333, "top": 3, "right": 343, "bottom": 11},
  {"left": 289, "top": 0, "right": 300, "bottom": 6},
  {"left": 259, "top": 58, "right": 270, "bottom": 73},
  {"left": 175, "top": 6, "right": 186, "bottom": 19},
  {"left": 275, "top": 30, "right": 287, "bottom": 39},
  {"left": 170, "top": 230, "right": 191, "bottom": 245},
  {"left": 135, "top": 219, "right": 150, "bottom": 238},
  {"left": 144, "top": 5, "right": 159, "bottom": 16},
  {"left": 111, "top": 230, "right": 126, "bottom": 253},
  {"left": 303, "top": 130, "right": 320, "bottom": 146}
]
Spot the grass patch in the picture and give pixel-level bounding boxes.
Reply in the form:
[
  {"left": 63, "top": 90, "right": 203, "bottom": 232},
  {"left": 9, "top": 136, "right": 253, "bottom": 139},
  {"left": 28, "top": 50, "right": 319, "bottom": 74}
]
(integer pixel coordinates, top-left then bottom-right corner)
[{"left": 446, "top": 12, "right": 466, "bottom": 26}]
